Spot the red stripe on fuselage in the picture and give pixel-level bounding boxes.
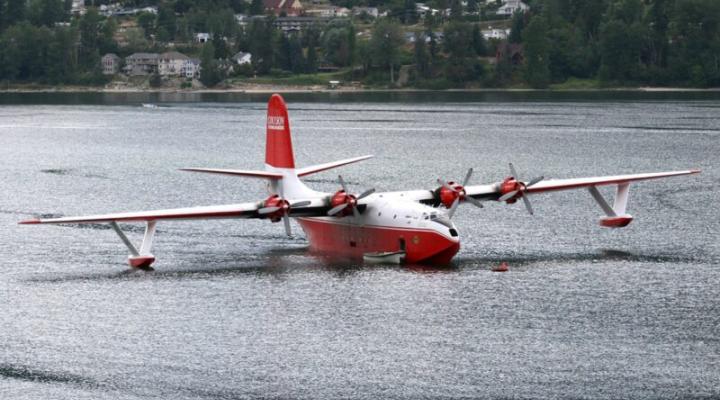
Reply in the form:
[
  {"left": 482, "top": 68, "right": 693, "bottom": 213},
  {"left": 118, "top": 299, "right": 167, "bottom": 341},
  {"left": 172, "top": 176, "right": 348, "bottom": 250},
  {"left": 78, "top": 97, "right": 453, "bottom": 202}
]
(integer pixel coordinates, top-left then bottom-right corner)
[{"left": 297, "top": 218, "right": 460, "bottom": 264}]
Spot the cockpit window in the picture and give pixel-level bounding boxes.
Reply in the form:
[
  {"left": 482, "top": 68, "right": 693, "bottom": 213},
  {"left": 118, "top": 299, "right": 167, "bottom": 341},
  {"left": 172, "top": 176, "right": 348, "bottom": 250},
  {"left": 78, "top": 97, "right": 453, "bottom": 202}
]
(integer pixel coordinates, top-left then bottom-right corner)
[{"left": 432, "top": 215, "right": 454, "bottom": 229}]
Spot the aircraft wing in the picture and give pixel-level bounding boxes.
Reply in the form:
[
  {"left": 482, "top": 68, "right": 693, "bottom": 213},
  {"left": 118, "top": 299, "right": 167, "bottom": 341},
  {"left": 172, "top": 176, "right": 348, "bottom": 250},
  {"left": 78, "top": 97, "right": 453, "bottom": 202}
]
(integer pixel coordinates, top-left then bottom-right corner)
[
  {"left": 19, "top": 199, "right": 331, "bottom": 225},
  {"left": 522, "top": 169, "right": 701, "bottom": 195},
  {"left": 374, "top": 169, "right": 700, "bottom": 205},
  {"left": 19, "top": 203, "right": 264, "bottom": 224}
]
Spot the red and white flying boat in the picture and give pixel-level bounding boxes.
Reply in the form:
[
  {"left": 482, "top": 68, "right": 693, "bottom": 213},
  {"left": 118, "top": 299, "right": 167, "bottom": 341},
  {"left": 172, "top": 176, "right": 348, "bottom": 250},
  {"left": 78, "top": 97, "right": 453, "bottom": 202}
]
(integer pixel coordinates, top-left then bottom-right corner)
[{"left": 20, "top": 94, "right": 701, "bottom": 268}]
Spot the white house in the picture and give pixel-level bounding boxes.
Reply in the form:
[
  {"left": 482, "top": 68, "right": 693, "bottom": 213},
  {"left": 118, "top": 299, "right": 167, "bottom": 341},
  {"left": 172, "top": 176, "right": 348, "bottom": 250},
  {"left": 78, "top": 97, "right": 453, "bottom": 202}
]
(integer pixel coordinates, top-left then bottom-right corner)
[
  {"left": 196, "top": 33, "right": 211, "bottom": 43},
  {"left": 482, "top": 28, "right": 510, "bottom": 40},
  {"left": 71, "top": 0, "right": 86, "bottom": 15},
  {"left": 182, "top": 59, "right": 201, "bottom": 78},
  {"left": 101, "top": 53, "right": 121, "bottom": 75},
  {"left": 351, "top": 7, "right": 379, "bottom": 18},
  {"left": 158, "top": 52, "right": 191, "bottom": 76},
  {"left": 232, "top": 52, "right": 252, "bottom": 65},
  {"left": 496, "top": 0, "right": 529, "bottom": 16}
]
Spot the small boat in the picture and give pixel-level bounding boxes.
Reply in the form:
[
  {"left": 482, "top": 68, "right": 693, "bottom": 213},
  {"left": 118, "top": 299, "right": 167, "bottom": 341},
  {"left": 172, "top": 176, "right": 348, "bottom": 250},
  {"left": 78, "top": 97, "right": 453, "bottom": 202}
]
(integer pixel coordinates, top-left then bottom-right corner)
[
  {"left": 142, "top": 103, "right": 158, "bottom": 108},
  {"left": 363, "top": 251, "right": 405, "bottom": 264}
]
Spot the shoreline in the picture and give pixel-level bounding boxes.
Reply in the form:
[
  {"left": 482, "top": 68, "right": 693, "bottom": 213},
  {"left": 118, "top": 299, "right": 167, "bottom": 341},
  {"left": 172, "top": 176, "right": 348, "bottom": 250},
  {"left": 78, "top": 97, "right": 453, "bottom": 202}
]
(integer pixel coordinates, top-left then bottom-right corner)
[{"left": 2, "top": 84, "right": 720, "bottom": 94}]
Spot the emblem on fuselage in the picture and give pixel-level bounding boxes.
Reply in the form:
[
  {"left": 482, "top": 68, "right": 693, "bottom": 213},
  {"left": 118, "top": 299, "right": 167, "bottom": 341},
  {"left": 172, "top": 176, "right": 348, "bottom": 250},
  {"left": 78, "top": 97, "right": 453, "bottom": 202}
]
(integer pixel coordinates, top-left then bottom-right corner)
[{"left": 267, "top": 116, "right": 285, "bottom": 130}]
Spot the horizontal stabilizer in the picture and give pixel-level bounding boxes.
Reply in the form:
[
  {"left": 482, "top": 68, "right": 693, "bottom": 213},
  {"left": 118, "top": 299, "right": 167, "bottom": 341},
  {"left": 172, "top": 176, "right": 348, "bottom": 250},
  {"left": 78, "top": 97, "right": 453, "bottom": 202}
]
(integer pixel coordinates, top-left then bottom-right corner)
[
  {"left": 180, "top": 168, "right": 283, "bottom": 179},
  {"left": 296, "top": 155, "right": 373, "bottom": 177}
]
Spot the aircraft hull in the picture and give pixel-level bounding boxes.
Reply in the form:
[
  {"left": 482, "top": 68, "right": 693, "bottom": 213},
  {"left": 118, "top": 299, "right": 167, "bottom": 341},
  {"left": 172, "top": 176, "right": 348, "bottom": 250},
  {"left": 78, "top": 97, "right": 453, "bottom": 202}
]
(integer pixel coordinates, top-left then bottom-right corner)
[{"left": 298, "top": 217, "right": 460, "bottom": 264}]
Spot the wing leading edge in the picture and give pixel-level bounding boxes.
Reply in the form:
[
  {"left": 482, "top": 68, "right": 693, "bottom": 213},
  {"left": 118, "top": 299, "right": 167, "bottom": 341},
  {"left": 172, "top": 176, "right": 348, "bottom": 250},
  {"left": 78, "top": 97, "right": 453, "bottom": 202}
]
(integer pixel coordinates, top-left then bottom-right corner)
[{"left": 19, "top": 202, "right": 263, "bottom": 225}]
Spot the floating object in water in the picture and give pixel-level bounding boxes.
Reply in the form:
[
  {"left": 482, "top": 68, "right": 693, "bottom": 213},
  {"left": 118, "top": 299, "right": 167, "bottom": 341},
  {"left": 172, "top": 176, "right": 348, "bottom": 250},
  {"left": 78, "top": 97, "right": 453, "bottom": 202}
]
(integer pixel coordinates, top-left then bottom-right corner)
[
  {"left": 492, "top": 261, "right": 509, "bottom": 272},
  {"left": 363, "top": 251, "right": 405, "bottom": 264},
  {"left": 142, "top": 103, "right": 158, "bottom": 108}
]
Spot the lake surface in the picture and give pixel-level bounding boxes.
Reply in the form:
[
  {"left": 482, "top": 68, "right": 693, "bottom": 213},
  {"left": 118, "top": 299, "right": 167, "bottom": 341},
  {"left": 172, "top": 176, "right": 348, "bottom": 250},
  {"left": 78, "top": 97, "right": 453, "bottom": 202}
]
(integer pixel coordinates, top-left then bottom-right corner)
[{"left": 1, "top": 92, "right": 719, "bottom": 399}]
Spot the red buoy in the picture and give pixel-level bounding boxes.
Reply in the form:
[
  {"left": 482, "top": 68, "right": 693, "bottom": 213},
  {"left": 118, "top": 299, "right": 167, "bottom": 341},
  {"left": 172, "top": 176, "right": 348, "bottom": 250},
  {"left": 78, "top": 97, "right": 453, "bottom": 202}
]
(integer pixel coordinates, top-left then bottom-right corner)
[{"left": 492, "top": 262, "right": 509, "bottom": 272}]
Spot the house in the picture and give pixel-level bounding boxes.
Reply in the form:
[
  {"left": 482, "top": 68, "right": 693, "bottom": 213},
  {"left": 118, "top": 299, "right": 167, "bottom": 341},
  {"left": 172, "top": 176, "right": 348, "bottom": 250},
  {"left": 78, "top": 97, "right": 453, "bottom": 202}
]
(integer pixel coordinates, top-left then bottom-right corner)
[
  {"left": 351, "top": 7, "right": 379, "bottom": 18},
  {"left": 71, "top": 0, "right": 86, "bottom": 15},
  {"left": 196, "top": 33, "right": 211, "bottom": 43},
  {"left": 496, "top": 0, "right": 529, "bottom": 16},
  {"left": 158, "top": 52, "right": 191, "bottom": 76},
  {"left": 182, "top": 59, "right": 201, "bottom": 78},
  {"left": 273, "top": 16, "right": 333, "bottom": 35},
  {"left": 101, "top": 53, "right": 121, "bottom": 75},
  {"left": 232, "top": 52, "right": 252, "bottom": 65},
  {"left": 124, "top": 53, "right": 159, "bottom": 75},
  {"left": 263, "top": 0, "right": 303, "bottom": 16},
  {"left": 482, "top": 28, "right": 510, "bottom": 40}
]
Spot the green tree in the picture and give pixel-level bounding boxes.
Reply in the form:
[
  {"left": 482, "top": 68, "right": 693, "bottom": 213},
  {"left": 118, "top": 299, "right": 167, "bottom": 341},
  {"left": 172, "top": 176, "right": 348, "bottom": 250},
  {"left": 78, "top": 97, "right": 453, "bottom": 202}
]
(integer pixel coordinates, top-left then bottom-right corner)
[
  {"left": 471, "top": 23, "right": 486, "bottom": 56},
  {"left": 156, "top": 2, "right": 175, "bottom": 41},
  {"left": 414, "top": 33, "right": 430, "bottom": 78},
  {"left": 305, "top": 33, "right": 317, "bottom": 73},
  {"left": 449, "top": 0, "right": 463, "bottom": 21},
  {"left": 370, "top": 18, "right": 404, "bottom": 83},
  {"left": 522, "top": 16, "right": 550, "bottom": 88},
  {"left": 443, "top": 21, "right": 480, "bottom": 83},
  {"left": 136, "top": 11, "right": 155, "bottom": 39},
  {"left": 248, "top": 18, "right": 275, "bottom": 74},
  {"left": 323, "top": 23, "right": 352, "bottom": 66},
  {"left": 200, "top": 42, "right": 223, "bottom": 86},
  {"left": 28, "top": 0, "right": 65, "bottom": 27},
  {"left": 6, "top": 0, "right": 26, "bottom": 26},
  {"left": 78, "top": 7, "right": 102, "bottom": 70},
  {"left": 250, "top": 0, "right": 264, "bottom": 15},
  {"left": 508, "top": 10, "right": 525, "bottom": 44}
]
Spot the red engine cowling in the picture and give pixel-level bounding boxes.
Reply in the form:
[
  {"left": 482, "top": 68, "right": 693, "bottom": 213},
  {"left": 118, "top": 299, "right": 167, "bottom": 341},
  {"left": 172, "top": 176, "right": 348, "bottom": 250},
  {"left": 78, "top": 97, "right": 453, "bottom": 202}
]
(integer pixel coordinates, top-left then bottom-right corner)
[
  {"left": 438, "top": 181, "right": 464, "bottom": 208},
  {"left": 499, "top": 177, "right": 523, "bottom": 204},
  {"left": 263, "top": 194, "right": 290, "bottom": 222},
  {"left": 330, "top": 190, "right": 357, "bottom": 216}
]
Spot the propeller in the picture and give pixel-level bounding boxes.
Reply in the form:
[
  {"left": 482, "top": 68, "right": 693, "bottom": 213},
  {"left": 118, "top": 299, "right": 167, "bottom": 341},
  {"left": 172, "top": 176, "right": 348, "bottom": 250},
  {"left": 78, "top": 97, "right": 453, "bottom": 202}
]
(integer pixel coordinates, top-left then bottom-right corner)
[
  {"left": 258, "top": 185, "right": 311, "bottom": 236},
  {"left": 327, "top": 175, "right": 375, "bottom": 219},
  {"left": 497, "top": 163, "right": 543, "bottom": 215},
  {"left": 436, "top": 168, "right": 483, "bottom": 219}
]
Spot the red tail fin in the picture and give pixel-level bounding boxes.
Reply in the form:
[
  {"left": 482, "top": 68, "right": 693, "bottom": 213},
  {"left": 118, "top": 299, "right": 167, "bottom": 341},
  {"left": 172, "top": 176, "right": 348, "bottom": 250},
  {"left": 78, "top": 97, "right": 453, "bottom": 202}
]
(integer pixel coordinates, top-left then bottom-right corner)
[{"left": 265, "top": 94, "right": 295, "bottom": 169}]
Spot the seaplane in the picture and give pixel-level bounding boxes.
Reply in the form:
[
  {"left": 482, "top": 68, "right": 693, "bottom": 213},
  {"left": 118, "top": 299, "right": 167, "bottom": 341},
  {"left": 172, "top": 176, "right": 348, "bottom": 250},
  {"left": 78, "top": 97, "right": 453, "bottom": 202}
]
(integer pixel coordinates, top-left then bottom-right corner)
[{"left": 20, "top": 94, "right": 701, "bottom": 268}]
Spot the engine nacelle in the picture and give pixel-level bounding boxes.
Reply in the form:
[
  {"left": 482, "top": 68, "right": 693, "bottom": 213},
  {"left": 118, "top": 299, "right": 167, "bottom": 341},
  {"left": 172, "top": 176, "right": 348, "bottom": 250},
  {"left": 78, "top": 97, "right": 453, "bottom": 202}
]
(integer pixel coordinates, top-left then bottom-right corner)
[
  {"left": 499, "top": 177, "right": 523, "bottom": 203},
  {"left": 599, "top": 215, "right": 633, "bottom": 228},
  {"left": 438, "top": 181, "right": 464, "bottom": 208},
  {"left": 330, "top": 190, "right": 357, "bottom": 217},
  {"left": 263, "top": 194, "right": 290, "bottom": 222}
]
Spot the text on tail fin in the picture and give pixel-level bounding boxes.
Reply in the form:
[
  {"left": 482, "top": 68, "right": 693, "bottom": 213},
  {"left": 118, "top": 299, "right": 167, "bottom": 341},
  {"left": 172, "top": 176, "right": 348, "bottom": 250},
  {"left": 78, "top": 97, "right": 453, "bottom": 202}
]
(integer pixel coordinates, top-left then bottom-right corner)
[{"left": 265, "top": 94, "right": 295, "bottom": 169}]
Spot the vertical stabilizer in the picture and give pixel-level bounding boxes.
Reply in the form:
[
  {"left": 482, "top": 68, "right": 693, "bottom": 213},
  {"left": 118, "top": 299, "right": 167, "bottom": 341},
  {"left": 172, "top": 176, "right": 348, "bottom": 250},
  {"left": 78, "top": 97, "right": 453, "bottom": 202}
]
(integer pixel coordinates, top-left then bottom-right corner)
[{"left": 266, "top": 94, "right": 295, "bottom": 169}]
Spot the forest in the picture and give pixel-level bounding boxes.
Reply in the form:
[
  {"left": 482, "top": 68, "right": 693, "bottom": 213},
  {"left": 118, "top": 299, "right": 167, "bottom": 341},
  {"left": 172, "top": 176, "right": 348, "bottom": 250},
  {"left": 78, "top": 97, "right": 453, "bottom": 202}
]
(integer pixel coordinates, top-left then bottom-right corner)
[{"left": 0, "top": 0, "right": 718, "bottom": 88}]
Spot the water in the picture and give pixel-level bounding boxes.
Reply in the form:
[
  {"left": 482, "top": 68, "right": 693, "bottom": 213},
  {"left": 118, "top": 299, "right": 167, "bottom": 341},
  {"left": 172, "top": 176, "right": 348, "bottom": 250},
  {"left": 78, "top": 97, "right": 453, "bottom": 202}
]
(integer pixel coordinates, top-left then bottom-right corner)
[{"left": 1, "top": 93, "right": 719, "bottom": 399}]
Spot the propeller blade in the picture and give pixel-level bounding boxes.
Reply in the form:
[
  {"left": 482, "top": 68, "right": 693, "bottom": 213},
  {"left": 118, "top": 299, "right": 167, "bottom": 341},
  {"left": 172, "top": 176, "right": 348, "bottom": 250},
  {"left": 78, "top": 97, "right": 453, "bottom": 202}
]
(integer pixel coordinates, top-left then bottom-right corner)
[
  {"left": 328, "top": 203, "right": 349, "bottom": 216},
  {"left": 291, "top": 200, "right": 312, "bottom": 208},
  {"left": 498, "top": 190, "right": 519, "bottom": 202},
  {"left": 352, "top": 205, "right": 360, "bottom": 220},
  {"left": 357, "top": 188, "right": 375, "bottom": 200},
  {"left": 448, "top": 197, "right": 460, "bottom": 219},
  {"left": 338, "top": 175, "right": 349, "bottom": 193},
  {"left": 465, "top": 196, "right": 484, "bottom": 208},
  {"left": 521, "top": 193, "right": 534, "bottom": 215},
  {"left": 462, "top": 168, "right": 473, "bottom": 187},
  {"left": 283, "top": 214, "right": 292, "bottom": 236},
  {"left": 508, "top": 162, "right": 519, "bottom": 180},
  {"left": 437, "top": 178, "right": 456, "bottom": 192},
  {"left": 258, "top": 206, "right": 281, "bottom": 215},
  {"left": 527, "top": 176, "right": 544, "bottom": 188}
]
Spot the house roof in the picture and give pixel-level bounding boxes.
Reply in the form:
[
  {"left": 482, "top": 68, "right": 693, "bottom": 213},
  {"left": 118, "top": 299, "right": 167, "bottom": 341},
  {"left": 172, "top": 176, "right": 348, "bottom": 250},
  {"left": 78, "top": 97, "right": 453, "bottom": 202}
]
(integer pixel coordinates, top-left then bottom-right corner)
[
  {"left": 160, "top": 51, "right": 190, "bottom": 61},
  {"left": 102, "top": 53, "right": 121, "bottom": 60},
  {"left": 233, "top": 52, "right": 251, "bottom": 59},
  {"left": 126, "top": 53, "right": 159, "bottom": 60}
]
